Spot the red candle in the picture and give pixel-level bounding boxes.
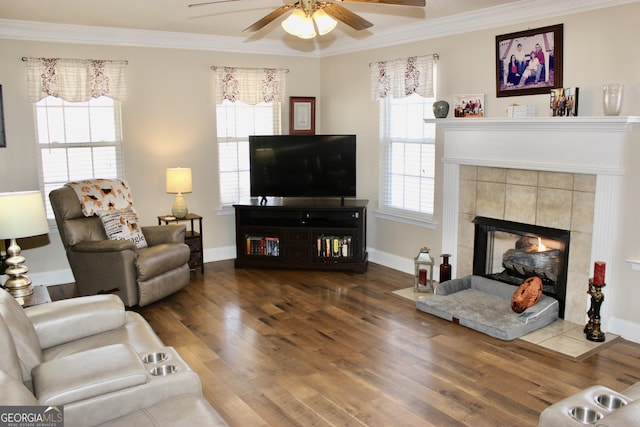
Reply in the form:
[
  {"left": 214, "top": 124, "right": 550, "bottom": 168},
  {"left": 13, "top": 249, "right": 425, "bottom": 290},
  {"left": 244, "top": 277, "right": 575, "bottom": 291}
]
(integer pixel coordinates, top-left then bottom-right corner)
[
  {"left": 419, "top": 269, "right": 427, "bottom": 286},
  {"left": 593, "top": 261, "right": 606, "bottom": 285}
]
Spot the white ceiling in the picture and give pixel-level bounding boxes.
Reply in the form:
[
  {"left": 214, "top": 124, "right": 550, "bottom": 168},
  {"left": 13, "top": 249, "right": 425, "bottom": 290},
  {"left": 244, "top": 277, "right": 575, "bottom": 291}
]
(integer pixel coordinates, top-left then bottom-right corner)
[
  {"left": 0, "top": 0, "right": 636, "bottom": 56},
  {"left": 0, "top": 0, "right": 518, "bottom": 37}
]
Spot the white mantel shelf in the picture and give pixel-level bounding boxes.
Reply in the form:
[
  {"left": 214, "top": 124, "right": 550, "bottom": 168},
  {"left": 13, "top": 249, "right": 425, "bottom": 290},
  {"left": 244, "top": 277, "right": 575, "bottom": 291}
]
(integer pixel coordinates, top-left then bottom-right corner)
[
  {"left": 434, "top": 116, "right": 640, "bottom": 176},
  {"left": 435, "top": 116, "right": 640, "bottom": 129}
]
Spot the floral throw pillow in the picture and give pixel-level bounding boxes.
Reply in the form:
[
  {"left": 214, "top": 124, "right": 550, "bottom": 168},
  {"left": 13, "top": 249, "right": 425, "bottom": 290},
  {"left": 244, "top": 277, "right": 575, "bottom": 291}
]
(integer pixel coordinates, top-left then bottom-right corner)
[
  {"left": 66, "top": 179, "right": 134, "bottom": 217},
  {"left": 97, "top": 208, "right": 148, "bottom": 249}
]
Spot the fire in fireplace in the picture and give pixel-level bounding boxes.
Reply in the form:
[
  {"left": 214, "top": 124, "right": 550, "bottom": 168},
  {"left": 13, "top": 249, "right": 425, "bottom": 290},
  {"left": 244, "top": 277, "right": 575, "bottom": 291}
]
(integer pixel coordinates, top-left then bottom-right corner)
[{"left": 472, "top": 216, "right": 570, "bottom": 318}]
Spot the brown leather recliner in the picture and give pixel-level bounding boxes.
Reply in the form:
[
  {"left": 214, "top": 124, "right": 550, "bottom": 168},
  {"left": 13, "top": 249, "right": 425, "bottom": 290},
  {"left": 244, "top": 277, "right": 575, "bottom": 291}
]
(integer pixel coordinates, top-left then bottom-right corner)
[{"left": 49, "top": 183, "right": 191, "bottom": 307}]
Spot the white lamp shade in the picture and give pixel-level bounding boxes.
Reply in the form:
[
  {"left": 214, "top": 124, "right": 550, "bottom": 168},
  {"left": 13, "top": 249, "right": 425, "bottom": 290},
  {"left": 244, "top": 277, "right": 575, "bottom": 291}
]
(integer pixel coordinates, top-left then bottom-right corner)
[
  {"left": 282, "top": 8, "right": 316, "bottom": 39},
  {"left": 312, "top": 9, "right": 337, "bottom": 36},
  {"left": 0, "top": 191, "right": 49, "bottom": 239},
  {"left": 166, "top": 167, "right": 192, "bottom": 194}
]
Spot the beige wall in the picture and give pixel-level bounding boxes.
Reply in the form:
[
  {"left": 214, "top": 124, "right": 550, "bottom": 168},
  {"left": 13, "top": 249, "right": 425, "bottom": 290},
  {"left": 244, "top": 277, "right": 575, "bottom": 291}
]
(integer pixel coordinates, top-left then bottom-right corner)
[
  {"left": 0, "top": 40, "right": 321, "bottom": 279},
  {"left": 1, "top": 3, "right": 640, "bottom": 335},
  {"left": 320, "top": 2, "right": 640, "bottom": 268}
]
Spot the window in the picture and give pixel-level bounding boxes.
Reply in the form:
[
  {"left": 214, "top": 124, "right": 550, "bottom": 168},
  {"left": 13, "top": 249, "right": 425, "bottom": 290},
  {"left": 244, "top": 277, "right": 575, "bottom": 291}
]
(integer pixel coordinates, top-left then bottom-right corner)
[
  {"left": 379, "top": 93, "right": 436, "bottom": 221},
  {"left": 216, "top": 99, "right": 281, "bottom": 207},
  {"left": 34, "top": 96, "right": 124, "bottom": 219}
]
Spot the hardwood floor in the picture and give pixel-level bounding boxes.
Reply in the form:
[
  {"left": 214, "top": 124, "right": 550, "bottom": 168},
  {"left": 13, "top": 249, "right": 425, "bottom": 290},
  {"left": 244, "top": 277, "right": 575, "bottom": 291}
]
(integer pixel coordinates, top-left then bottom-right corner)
[{"left": 121, "top": 261, "right": 640, "bottom": 426}]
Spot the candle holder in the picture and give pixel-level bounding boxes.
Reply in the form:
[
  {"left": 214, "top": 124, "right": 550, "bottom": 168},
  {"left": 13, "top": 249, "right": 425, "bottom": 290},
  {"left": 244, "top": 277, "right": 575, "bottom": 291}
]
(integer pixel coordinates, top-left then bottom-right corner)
[
  {"left": 584, "top": 279, "right": 606, "bottom": 342},
  {"left": 414, "top": 247, "right": 434, "bottom": 293}
]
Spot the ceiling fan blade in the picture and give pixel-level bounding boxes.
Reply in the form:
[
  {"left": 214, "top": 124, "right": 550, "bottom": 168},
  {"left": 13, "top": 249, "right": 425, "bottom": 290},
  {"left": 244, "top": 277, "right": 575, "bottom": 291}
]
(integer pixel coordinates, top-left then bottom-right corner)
[
  {"left": 188, "top": 0, "right": 244, "bottom": 7},
  {"left": 243, "top": 5, "right": 294, "bottom": 32},
  {"left": 338, "top": 0, "right": 425, "bottom": 6},
  {"left": 323, "top": 3, "right": 373, "bottom": 31}
]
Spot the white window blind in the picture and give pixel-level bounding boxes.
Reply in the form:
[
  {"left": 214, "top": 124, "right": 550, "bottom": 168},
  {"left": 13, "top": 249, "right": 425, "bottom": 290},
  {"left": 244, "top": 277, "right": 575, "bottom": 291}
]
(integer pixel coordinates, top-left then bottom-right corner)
[
  {"left": 379, "top": 93, "right": 436, "bottom": 220},
  {"left": 216, "top": 100, "right": 280, "bottom": 206},
  {"left": 35, "top": 96, "right": 124, "bottom": 218}
]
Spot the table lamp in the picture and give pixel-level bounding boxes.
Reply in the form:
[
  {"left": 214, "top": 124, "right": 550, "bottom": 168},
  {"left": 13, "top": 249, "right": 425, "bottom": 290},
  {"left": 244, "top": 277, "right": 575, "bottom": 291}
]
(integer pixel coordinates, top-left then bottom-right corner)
[
  {"left": 166, "top": 167, "right": 192, "bottom": 218},
  {"left": 0, "top": 191, "right": 49, "bottom": 298}
]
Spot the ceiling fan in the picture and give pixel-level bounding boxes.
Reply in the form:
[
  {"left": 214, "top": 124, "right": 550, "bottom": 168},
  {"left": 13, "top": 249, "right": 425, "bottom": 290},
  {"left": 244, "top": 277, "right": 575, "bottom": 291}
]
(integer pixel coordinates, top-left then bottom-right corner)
[{"left": 188, "top": 0, "right": 426, "bottom": 39}]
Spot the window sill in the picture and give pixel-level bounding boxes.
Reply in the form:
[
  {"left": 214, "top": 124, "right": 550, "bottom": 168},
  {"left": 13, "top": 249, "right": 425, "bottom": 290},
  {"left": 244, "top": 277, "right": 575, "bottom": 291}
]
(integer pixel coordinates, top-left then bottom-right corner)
[{"left": 373, "top": 210, "right": 437, "bottom": 229}]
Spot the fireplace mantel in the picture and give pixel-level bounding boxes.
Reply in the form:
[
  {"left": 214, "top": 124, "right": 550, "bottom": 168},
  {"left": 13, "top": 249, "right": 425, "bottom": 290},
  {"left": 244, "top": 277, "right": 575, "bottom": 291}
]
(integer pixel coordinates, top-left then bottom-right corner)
[
  {"left": 436, "top": 116, "right": 640, "bottom": 175},
  {"left": 438, "top": 116, "right": 640, "bottom": 326}
]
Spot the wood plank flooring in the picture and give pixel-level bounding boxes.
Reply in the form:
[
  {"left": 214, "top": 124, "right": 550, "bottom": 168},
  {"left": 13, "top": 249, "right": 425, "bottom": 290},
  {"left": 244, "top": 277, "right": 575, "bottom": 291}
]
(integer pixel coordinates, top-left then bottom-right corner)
[{"left": 122, "top": 261, "right": 640, "bottom": 426}]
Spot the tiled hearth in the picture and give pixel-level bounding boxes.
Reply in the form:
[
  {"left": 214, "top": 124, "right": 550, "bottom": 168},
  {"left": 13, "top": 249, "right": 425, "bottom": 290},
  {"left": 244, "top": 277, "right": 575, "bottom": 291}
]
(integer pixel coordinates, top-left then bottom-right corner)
[
  {"left": 392, "top": 287, "right": 618, "bottom": 360},
  {"left": 438, "top": 116, "right": 640, "bottom": 327},
  {"left": 519, "top": 319, "right": 618, "bottom": 361}
]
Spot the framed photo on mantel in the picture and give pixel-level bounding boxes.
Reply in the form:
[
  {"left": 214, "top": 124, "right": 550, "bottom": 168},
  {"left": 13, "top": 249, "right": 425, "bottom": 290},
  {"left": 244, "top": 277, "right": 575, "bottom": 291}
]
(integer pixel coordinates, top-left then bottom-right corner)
[{"left": 289, "top": 96, "right": 315, "bottom": 135}]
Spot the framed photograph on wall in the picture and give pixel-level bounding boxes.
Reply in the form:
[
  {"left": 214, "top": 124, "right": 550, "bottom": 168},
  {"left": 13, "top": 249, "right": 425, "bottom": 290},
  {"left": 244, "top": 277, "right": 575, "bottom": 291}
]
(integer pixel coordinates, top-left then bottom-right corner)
[
  {"left": 496, "top": 24, "right": 563, "bottom": 97},
  {"left": 454, "top": 94, "right": 484, "bottom": 118},
  {"left": 289, "top": 96, "right": 315, "bottom": 135},
  {"left": 0, "top": 85, "right": 6, "bottom": 148}
]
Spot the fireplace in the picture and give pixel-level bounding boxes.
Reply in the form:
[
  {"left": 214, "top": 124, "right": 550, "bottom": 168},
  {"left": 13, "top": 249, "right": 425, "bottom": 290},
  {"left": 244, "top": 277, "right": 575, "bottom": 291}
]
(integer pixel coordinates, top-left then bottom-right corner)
[
  {"left": 438, "top": 116, "right": 638, "bottom": 327},
  {"left": 472, "top": 216, "right": 570, "bottom": 318}
]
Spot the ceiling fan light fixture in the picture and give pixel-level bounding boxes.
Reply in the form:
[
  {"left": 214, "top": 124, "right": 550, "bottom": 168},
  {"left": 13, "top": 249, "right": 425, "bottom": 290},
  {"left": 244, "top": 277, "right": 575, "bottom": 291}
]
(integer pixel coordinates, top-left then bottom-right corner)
[
  {"left": 281, "top": 8, "right": 316, "bottom": 39},
  {"left": 312, "top": 9, "right": 337, "bottom": 36}
]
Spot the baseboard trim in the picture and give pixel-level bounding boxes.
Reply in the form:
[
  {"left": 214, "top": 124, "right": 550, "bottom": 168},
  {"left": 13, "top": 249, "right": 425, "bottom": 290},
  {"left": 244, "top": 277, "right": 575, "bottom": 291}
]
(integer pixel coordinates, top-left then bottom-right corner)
[
  {"left": 367, "top": 248, "right": 414, "bottom": 276},
  {"left": 204, "top": 246, "right": 235, "bottom": 263},
  {"left": 608, "top": 316, "right": 640, "bottom": 344}
]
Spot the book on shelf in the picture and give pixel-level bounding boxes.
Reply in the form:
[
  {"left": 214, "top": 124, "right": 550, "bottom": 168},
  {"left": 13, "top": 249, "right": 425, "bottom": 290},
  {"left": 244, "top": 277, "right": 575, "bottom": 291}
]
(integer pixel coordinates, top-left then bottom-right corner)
[
  {"left": 246, "top": 235, "right": 279, "bottom": 256},
  {"left": 316, "top": 235, "right": 353, "bottom": 258}
]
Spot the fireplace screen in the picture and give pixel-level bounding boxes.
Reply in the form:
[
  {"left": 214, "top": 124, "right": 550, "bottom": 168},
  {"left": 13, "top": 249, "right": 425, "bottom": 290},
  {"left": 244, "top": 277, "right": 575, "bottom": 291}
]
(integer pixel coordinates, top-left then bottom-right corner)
[{"left": 472, "top": 216, "right": 570, "bottom": 318}]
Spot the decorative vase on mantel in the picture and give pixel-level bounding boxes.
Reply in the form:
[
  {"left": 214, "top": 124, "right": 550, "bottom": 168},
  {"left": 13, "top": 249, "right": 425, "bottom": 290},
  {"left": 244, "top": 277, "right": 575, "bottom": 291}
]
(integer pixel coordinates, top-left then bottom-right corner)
[
  {"left": 432, "top": 100, "right": 450, "bottom": 118},
  {"left": 603, "top": 83, "right": 623, "bottom": 116}
]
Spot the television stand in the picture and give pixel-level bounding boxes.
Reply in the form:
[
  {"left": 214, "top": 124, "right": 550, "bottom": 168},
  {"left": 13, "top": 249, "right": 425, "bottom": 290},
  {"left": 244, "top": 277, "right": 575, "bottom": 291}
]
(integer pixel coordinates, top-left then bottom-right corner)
[{"left": 233, "top": 199, "right": 368, "bottom": 273}]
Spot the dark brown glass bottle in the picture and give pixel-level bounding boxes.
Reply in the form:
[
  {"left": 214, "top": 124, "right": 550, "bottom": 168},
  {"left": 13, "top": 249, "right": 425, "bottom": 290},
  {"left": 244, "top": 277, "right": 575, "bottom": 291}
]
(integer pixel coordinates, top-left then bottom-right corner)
[{"left": 440, "top": 254, "right": 452, "bottom": 283}]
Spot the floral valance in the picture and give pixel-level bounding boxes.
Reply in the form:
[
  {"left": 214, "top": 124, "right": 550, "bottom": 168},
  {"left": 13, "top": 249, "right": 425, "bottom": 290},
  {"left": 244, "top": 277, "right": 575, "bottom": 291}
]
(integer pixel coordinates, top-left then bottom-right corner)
[
  {"left": 214, "top": 66, "right": 288, "bottom": 105},
  {"left": 370, "top": 54, "right": 438, "bottom": 100},
  {"left": 24, "top": 57, "right": 128, "bottom": 102}
]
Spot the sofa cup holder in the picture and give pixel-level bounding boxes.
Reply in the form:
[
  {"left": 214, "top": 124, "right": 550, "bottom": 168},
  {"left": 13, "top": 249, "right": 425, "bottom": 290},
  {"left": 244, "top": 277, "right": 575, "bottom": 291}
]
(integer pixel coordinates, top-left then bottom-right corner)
[
  {"left": 568, "top": 406, "right": 603, "bottom": 424},
  {"left": 150, "top": 364, "right": 178, "bottom": 376},
  {"left": 595, "top": 393, "right": 627, "bottom": 410},
  {"left": 143, "top": 352, "right": 168, "bottom": 364}
]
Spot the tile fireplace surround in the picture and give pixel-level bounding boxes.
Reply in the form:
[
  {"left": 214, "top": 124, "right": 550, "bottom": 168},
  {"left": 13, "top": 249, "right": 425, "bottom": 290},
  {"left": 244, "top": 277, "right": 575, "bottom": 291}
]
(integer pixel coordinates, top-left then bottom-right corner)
[{"left": 438, "top": 116, "right": 640, "bottom": 331}]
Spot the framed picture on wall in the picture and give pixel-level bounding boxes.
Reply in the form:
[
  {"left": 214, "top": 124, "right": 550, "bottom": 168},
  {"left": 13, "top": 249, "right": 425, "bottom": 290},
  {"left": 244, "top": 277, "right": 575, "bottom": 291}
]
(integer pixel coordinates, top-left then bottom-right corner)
[
  {"left": 496, "top": 24, "right": 563, "bottom": 97},
  {"left": 289, "top": 96, "right": 315, "bottom": 135},
  {"left": 0, "top": 85, "right": 6, "bottom": 148}
]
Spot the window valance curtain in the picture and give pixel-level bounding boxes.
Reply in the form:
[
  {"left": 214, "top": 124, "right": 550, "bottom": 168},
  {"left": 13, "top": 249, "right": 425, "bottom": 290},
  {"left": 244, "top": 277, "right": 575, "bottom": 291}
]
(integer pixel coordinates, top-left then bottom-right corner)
[
  {"left": 214, "top": 66, "right": 288, "bottom": 105},
  {"left": 370, "top": 54, "right": 438, "bottom": 100},
  {"left": 23, "top": 57, "right": 128, "bottom": 102}
]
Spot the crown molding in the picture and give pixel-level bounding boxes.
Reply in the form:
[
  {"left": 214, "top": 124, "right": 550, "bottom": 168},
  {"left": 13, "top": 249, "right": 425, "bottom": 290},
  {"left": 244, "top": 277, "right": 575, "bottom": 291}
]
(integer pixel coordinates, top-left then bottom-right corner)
[
  {"left": 0, "top": 0, "right": 637, "bottom": 58},
  {"left": 0, "top": 18, "right": 316, "bottom": 57},
  {"left": 321, "top": 0, "right": 639, "bottom": 56}
]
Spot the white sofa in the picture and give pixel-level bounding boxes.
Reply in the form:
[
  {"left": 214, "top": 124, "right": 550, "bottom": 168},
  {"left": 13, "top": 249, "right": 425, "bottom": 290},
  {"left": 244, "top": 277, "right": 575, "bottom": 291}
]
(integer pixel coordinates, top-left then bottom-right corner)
[
  {"left": 0, "top": 290, "right": 227, "bottom": 426},
  {"left": 538, "top": 383, "right": 640, "bottom": 426}
]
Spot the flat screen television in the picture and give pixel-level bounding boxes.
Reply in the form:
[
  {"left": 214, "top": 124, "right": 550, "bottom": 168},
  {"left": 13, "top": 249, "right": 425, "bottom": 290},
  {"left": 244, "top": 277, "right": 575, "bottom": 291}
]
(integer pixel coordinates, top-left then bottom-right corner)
[{"left": 249, "top": 134, "right": 356, "bottom": 200}]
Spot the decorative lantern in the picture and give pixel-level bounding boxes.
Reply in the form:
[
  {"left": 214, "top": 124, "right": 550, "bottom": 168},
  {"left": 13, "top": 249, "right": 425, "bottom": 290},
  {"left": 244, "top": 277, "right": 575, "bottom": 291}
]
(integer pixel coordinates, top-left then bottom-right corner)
[{"left": 414, "top": 247, "right": 434, "bottom": 292}]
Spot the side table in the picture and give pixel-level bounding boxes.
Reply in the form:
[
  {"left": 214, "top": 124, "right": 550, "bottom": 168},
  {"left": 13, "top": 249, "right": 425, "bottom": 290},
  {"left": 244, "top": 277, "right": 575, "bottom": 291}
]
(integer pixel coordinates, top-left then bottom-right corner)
[
  {"left": 19, "top": 285, "right": 52, "bottom": 307},
  {"left": 158, "top": 213, "right": 204, "bottom": 273}
]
